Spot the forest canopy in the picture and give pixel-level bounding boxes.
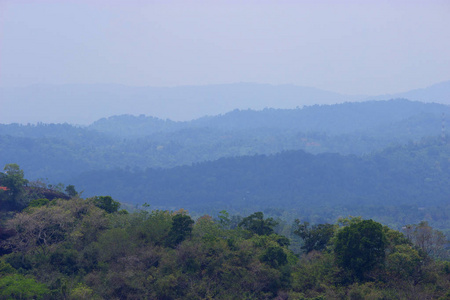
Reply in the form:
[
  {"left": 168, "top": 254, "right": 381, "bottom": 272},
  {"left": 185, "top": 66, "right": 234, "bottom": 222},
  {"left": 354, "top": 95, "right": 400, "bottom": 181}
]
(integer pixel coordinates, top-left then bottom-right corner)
[{"left": 0, "top": 186, "right": 449, "bottom": 299}]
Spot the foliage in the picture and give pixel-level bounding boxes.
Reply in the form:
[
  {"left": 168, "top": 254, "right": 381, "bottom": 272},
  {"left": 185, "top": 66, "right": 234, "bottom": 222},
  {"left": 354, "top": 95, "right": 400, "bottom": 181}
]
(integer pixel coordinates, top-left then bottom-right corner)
[
  {"left": 403, "top": 221, "right": 449, "bottom": 260},
  {"left": 27, "top": 198, "right": 50, "bottom": 208},
  {"left": 294, "top": 220, "right": 335, "bottom": 253},
  {"left": 2, "top": 198, "right": 108, "bottom": 255},
  {"left": 0, "top": 201, "right": 448, "bottom": 299},
  {"left": 0, "top": 274, "right": 50, "bottom": 299},
  {"left": 238, "top": 212, "right": 278, "bottom": 236},
  {"left": 0, "top": 260, "right": 14, "bottom": 275},
  {"left": 334, "top": 219, "right": 386, "bottom": 281},
  {"left": 89, "top": 195, "right": 121, "bottom": 214},
  {"left": 166, "top": 213, "right": 195, "bottom": 247},
  {"left": 65, "top": 184, "right": 78, "bottom": 198},
  {"left": 69, "top": 283, "right": 97, "bottom": 300},
  {"left": 0, "top": 163, "right": 449, "bottom": 299},
  {"left": 0, "top": 164, "right": 28, "bottom": 210}
]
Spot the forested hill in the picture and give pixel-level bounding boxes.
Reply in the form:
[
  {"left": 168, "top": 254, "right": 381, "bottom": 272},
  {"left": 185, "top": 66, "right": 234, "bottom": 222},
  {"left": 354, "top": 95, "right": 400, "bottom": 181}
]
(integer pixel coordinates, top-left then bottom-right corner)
[
  {"left": 90, "top": 99, "right": 450, "bottom": 136},
  {"left": 1, "top": 99, "right": 449, "bottom": 183},
  {"left": 71, "top": 138, "right": 450, "bottom": 216}
]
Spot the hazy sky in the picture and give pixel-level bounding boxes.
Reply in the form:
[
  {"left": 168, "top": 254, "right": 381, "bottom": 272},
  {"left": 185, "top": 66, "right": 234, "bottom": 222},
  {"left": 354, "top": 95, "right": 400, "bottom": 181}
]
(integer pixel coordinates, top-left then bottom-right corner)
[{"left": 0, "top": 0, "right": 449, "bottom": 95}]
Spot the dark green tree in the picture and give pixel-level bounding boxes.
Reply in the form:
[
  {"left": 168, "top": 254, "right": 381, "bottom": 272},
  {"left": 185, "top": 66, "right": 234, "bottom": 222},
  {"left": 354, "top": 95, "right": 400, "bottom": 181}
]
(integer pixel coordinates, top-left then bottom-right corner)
[
  {"left": 166, "top": 213, "right": 195, "bottom": 247},
  {"left": 334, "top": 219, "right": 386, "bottom": 281},
  {"left": 260, "top": 246, "right": 288, "bottom": 268},
  {"left": 238, "top": 212, "right": 278, "bottom": 235},
  {"left": 294, "top": 220, "right": 335, "bottom": 253},
  {"left": 90, "top": 196, "right": 120, "bottom": 213},
  {"left": 65, "top": 184, "right": 78, "bottom": 197},
  {"left": 27, "top": 198, "right": 50, "bottom": 208}
]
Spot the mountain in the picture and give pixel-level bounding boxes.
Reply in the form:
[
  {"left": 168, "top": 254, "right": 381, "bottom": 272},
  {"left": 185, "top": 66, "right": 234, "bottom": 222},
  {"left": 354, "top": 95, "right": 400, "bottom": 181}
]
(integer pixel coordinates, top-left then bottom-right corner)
[
  {"left": 1, "top": 99, "right": 449, "bottom": 183},
  {"left": 0, "top": 83, "right": 359, "bottom": 125},
  {"left": 1, "top": 81, "right": 449, "bottom": 125},
  {"left": 89, "top": 99, "right": 450, "bottom": 137},
  {"left": 369, "top": 81, "right": 450, "bottom": 104}
]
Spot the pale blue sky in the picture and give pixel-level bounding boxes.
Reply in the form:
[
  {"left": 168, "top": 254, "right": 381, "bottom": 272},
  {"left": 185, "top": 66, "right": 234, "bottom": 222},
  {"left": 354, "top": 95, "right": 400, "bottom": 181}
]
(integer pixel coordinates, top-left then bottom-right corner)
[{"left": 0, "top": 0, "right": 449, "bottom": 95}]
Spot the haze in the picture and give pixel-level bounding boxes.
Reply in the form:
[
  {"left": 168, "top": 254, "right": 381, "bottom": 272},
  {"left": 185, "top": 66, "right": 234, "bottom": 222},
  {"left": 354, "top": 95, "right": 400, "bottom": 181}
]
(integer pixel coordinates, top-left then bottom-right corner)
[{"left": 1, "top": 0, "right": 449, "bottom": 96}]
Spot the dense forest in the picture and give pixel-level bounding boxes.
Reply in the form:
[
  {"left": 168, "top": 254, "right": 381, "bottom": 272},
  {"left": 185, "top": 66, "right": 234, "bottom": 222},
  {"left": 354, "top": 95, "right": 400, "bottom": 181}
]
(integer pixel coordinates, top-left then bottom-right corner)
[
  {"left": 69, "top": 137, "right": 450, "bottom": 233},
  {"left": 0, "top": 166, "right": 449, "bottom": 299},
  {"left": 1, "top": 100, "right": 449, "bottom": 183}
]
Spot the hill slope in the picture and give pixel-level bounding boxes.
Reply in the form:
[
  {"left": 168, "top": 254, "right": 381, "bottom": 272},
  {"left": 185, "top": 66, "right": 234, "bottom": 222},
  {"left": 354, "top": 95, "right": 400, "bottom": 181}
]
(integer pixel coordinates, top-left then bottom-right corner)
[
  {"left": 71, "top": 138, "right": 450, "bottom": 213},
  {"left": 1, "top": 100, "right": 449, "bottom": 183}
]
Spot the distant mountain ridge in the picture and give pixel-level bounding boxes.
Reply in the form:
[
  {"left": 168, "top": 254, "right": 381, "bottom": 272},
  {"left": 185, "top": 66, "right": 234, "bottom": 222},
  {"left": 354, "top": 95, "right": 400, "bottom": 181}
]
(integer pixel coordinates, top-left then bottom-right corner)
[
  {"left": 90, "top": 99, "right": 450, "bottom": 137},
  {"left": 367, "top": 81, "right": 450, "bottom": 103},
  {"left": 1, "top": 80, "right": 449, "bottom": 125},
  {"left": 0, "top": 83, "right": 357, "bottom": 125},
  {"left": 1, "top": 99, "right": 449, "bottom": 183}
]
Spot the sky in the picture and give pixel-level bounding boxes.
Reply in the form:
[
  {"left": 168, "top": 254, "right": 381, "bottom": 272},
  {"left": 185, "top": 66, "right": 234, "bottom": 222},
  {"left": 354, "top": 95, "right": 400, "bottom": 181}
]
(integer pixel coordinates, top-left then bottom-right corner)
[{"left": 0, "top": 0, "right": 449, "bottom": 95}]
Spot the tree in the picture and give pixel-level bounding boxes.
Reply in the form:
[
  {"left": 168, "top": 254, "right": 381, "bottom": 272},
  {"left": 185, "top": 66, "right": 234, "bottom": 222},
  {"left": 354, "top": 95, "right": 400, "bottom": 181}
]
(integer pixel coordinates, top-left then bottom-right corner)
[
  {"left": 69, "top": 283, "right": 96, "bottom": 300},
  {"left": 238, "top": 212, "right": 278, "bottom": 236},
  {"left": 90, "top": 196, "right": 120, "bottom": 213},
  {"left": 3, "top": 163, "right": 25, "bottom": 179},
  {"left": 0, "top": 164, "right": 29, "bottom": 210},
  {"left": 294, "top": 220, "right": 335, "bottom": 253},
  {"left": 166, "top": 213, "right": 194, "bottom": 247},
  {"left": 217, "top": 210, "right": 231, "bottom": 229},
  {"left": 0, "top": 274, "right": 50, "bottom": 299},
  {"left": 260, "top": 245, "right": 288, "bottom": 268},
  {"left": 2, "top": 204, "right": 74, "bottom": 255},
  {"left": 403, "top": 221, "right": 448, "bottom": 259},
  {"left": 2, "top": 198, "right": 108, "bottom": 255},
  {"left": 27, "top": 198, "right": 50, "bottom": 208},
  {"left": 334, "top": 219, "right": 386, "bottom": 281},
  {"left": 385, "top": 244, "right": 421, "bottom": 280},
  {"left": 65, "top": 184, "right": 78, "bottom": 198}
]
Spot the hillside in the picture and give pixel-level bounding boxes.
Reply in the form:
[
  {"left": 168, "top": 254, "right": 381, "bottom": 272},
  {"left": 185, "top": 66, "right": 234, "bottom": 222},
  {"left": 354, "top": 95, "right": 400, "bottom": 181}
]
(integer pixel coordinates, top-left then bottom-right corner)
[
  {"left": 370, "top": 80, "right": 450, "bottom": 104},
  {"left": 1, "top": 99, "right": 449, "bottom": 183},
  {"left": 69, "top": 138, "right": 450, "bottom": 229},
  {"left": 90, "top": 99, "right": 449, "bottom": 136}
]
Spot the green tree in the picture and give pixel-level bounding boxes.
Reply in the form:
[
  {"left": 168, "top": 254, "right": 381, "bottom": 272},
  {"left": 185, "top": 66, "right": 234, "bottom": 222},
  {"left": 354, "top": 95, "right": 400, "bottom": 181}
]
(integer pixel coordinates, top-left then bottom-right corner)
[
  {"left": 218, "top": 210, "right": 231, "bottom": 229},
  {"left": 294, "top": 220, "right": 335, "bottom": 253},
  {"left": 386, "top": 244, "right": 421, "bottom": 280},
  {"left": 3, "top": 163, "right": 25, "bottom": 179},
  {"left": 0, "top": 260, "right": 15, "bottom": 275},
  {"left": 334, "top": 219, "right": 386, "bottom": 281},
  {"left": 238, "top": 212, "right": 278, "bottom": 236},
  {"left": 0, "top": 274, "right": 50, "bottom": 299},
  {"left": 0, "top": 164, "right": 29, "bottom": 210},
  {"left": 260, "top": 245, "right": 288, "bottom": 268},
  {"left": 27, "top": 198, "right": 49, "bottom": 208},
  {"left": 90, "top": 196, "right": 120, "bottom": 213},
  {"left": 166, "top": 213, "right": 194, "bottom": 247},
  {"left": 69, "top": 283, "right": 97, "bottom": 300},
  {"left": 65, "top": 184, "right": 78, "bottom": 197}
]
